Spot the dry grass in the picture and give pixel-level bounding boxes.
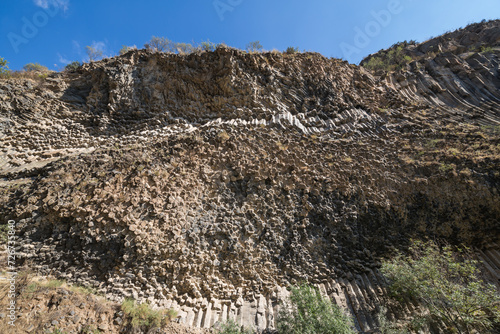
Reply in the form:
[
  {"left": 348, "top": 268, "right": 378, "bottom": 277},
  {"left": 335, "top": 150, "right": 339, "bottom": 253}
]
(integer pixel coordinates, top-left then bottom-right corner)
[
  {"left": 0, "top": 270, "right": 179, "bottom": 333},
  {"left": 0, "top": 70, "right": 51, "bottom": 82}
]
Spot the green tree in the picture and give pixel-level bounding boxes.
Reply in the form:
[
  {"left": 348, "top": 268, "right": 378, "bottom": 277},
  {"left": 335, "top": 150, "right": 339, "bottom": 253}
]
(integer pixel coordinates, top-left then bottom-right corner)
[
  {"left": 85, "top": 45, "right": 103, "bottom": 62},
  {"left": 285, "top": 46, "right": 300, "bottom": 54},
  {"left": 144, "top": 36, "right": 175, "bottom": 52},
  {"left": 23, "top": 62, "right": 48, "bottom": 72},
  {"left": 381, "top": 240, "right": 500, "bottom": 334},
  {"left": 64, "top": 61, "right": 81, "bottom": 71},
  {"left": 276, "top": 284, "right": 355, "bottom": 334},
  {"left": 246, "top": 41, "right": 263, "bottom": 53},
  {"left": 0, "top": 57, "right": 9, "bottom": 74}
]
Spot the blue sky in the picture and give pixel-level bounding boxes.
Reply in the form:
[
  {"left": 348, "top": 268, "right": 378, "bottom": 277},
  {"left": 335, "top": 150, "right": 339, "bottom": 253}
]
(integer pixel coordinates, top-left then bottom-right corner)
[{"left": 1, "top": 0, "right": 499, "bottom": 70}]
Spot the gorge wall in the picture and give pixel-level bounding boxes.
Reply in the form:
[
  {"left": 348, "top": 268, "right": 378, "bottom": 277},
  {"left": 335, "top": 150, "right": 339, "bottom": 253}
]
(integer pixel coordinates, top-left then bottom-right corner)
[{"left": 1, "top": 20, "right": 499, "bottom": 333}]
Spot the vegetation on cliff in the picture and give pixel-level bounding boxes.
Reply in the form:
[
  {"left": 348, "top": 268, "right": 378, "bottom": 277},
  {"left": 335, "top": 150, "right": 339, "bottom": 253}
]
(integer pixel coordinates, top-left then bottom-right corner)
[{"left": 382, "top": 240, "right": 500, "bottom": 333}]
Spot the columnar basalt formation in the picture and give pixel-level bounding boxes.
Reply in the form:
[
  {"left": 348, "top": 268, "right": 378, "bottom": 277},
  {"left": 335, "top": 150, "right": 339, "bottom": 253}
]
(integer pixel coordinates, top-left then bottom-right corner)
[{"left": 1, "top": 20, "right": 499, "bottom": 333}]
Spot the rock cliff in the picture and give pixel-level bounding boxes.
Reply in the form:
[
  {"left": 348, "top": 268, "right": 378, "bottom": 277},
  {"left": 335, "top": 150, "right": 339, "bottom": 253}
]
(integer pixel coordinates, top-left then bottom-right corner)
[{"left": 1, "top": 20, "right": 499, "bottom": 333}]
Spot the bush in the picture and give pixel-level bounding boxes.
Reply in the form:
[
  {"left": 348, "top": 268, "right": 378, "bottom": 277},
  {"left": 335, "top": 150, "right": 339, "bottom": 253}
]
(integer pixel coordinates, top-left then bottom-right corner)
[
  {"left": 480, "top": 46, "right": 494, "bottom": 54},
  {"left": 381, "top": 240, "right": 500, "bottom": 333},
  {"left": 215, "top": 319, "right": 254, "bottom": 334},
  {"left": 362, "top": 42, "right": 415, "bottom": 72},
  {"left": 144, "top": 36, "right": 230, "bottom": 55},
  {"left": 64, "top": 61, "right": 81, "bottom": 72},
  {"left": 85, "top": 45, "right": 103, "bottom": 62},
  {"left": 216, "top": 42, "right": 228, "bottom": 50},
  {"left": 246, "top": 41, "right": 263, "bottom": 53},
  {"left": 285, "top": 46, "right": 300, "bottom": 54},
  {"left": 144, "top": 36, "right": 175, "bottom": 53},
  {"left": 201, "top": 40, "right": 217, "bottom": 52},
  {"left": 121, "top": 298, "right": 177, "bottom": 330},
  {"left": 376, "top": 307, "right": 410, "bottom": 334},
  {"left": 175, "top": 42, "right": 196, "bottom": 54},
  {"left": 119, "top": 45, "right": 137, "bottom": 55},
  {"left": 276, "top": 284, "right": 356, "bottom": 334},
  {"left": 0, "top": 57, "right": 9, "bottom": 75},
  {"left": 23, "top": 62, "right": 48, "bottom": 72}
]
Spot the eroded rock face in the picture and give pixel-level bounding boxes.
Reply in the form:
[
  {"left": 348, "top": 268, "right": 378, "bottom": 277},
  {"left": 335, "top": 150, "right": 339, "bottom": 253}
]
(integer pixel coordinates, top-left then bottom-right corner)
[
  {"left": 1, "top": 20, "right": 499, "bottom": 332},
  {"left": 362, "top": 20, "right": 500, "bottom": 124}
]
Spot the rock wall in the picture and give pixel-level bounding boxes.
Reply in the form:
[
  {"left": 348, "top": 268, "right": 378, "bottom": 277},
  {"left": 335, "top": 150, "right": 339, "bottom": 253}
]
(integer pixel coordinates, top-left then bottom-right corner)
[{"left": 1, "top": 21, "right": 500, "bottom": 333}]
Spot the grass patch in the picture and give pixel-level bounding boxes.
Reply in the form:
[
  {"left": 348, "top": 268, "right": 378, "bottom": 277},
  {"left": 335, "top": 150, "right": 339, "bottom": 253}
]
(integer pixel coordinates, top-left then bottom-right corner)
[
  {"left": 81, "top": 324, "right": 101, "bottom": 333},
  {"left": 0, "top": 70, "right": 51, "bottom": 81},
  {"left": 480, "top": 46, "right": 494, "bottom": 54},
  {"left": 480, "top": 124, "right": 500, "bottom": 135},
  {"left": 0, "top": 223, "right": 8, "bottom": 243},
  {"left": 69, "top": 284, "right": 98, "bottom": 295},
  {"left": 215, "top": 319, "right": 254, "bottom": 334},
  {"left": 44, "top": 279, "right": 65, "bottom": 289},
  {"left": 438, "top": 163, "right": 455, "bottom": 173},
  {"left": 21, "top": 281, "right": 40, "bottom": 299},
  {"left": 47, "top": 328, "right": 69, "bottom": 334},
  {"left": 424, "top": 139, "right": 442, "bottom": 149}
]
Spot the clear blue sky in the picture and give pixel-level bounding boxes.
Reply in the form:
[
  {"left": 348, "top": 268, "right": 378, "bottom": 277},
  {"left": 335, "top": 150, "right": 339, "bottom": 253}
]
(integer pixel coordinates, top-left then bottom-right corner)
[{"left": 1, "top": 0, "right": 499, "bottom": 70}]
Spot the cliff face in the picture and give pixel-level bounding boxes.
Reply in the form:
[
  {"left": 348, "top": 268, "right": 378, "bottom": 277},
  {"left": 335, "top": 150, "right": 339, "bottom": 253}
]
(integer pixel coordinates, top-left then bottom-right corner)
[
  {"left": 1, "top": 21, "right": 499, "bottom": 332},
  {"left": 362, "top": 19, "right": 500, "bottom": 121}
]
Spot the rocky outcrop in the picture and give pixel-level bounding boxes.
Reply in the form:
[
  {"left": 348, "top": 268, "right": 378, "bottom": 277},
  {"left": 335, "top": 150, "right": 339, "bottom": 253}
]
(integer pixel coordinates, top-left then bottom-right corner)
[
  {"left": 1, "top": 20, "right": 499, "bottom": 333},
  {"left": 362, "top": 19, "right": 500, "bottom": 126}
]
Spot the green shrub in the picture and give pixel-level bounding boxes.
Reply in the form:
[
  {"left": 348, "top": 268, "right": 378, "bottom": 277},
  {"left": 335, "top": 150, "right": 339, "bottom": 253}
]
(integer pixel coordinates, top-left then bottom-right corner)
[
  {"left": 362, "top": 41, "right": 415, "bottom": 72},
  {"left": 381, "top": 240, "right": 500, "bottom": 333},
  {"left": 23, "top": 62, "right": 48, "bottom": 72},
  {"left": 0, "top": 223, "right": 8, "bottom": 243},
  {"left": 276, "top": 284, "right": 356, "bottom": 334},
  {"left": 64, "top": 61, "right": 81, "bottom": 71},
  {"left": 201, "top": 40, "right": 217, "bottom": 52},
  {"left": 363, "top": 57, "right": 386, "bottom": 72},
  {"left": 376, "top": 307, "right": 410, "bottom": 334},
  {"left": 480, "top": 46, "right": 494, "bottom": 54},
  {"left": 0, "top": 57, "right": 9, "bottom": 75},
  {"left": 285, "top": 46, "right": 300, "bottom": 54},
  {"left": 121, "top": 298, "right": 177, "bottom": 330},
  {"left": 215, "top": 319, "right": 254, "bottom": 334},
  {"left": 246, "top": 41, "right": 263, "bottom": 53}
]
